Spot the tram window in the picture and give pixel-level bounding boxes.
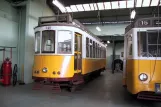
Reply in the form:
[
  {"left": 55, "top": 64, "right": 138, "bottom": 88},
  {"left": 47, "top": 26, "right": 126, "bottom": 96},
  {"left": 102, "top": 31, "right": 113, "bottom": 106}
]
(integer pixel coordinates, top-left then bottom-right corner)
[
  {"left": 138, "top": 31, "right": 161, "bottom": 57},
  {"left": 148, "top": 31, "right": 161, "bottom": 57},
  {"left": 57, "top": 30, "right": 72, "bottom": 54},
  {"left": 104, "top": 48, "right": 106, "bottom": 58},
  {"left": 90, "top": 40, "right": 92, "bottom": 58},
  {"left": 127, "top": 36, "right": 132, "bottom": 56},
  {"left": 75, "top": 33, "right": 82, "bottom": 52},
  {"left": 101, "top": 47, "right": 103, "bottom": 58},
  {"left": 98, "top": 45, "right": 100, "bottom": 58},
  {"left": 95, "top": 43, "right": 97, "bottom": 58},
  {"left": 41, "top": 30, "right": 55, "bottom": 53},
  {"left": 75, "top": 35, "right": 78, "bottom": 51},
  {"left": 93, "top": 41, "right": 95, "bottom": 58},
  {"left": 86, "top": 38, "right": 89, "bottom": 57},
  {"left": 35, "top": 32, "right": 40, "bottom": 53},
  {"left": 100, "top": 46, "right": 102, "bottom": 58},
  {"left": 97, "top": 44, "right": 99, "bottom": 58}
]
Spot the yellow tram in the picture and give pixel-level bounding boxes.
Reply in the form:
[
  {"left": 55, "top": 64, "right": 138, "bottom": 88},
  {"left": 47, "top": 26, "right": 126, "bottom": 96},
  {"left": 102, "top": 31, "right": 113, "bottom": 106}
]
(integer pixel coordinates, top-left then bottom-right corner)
[
  {"left": 32, "top": 14, "right": 106, "bottom": 90},
  {"left": 123, "top": 17, "right": 161, "bottom": 100}
]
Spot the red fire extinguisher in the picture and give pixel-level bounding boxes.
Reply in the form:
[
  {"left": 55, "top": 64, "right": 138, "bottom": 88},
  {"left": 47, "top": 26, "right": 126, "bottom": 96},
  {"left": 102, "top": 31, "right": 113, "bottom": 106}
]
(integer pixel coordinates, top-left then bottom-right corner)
[{"left": 0, "top": 58, "right": 12, "bottom": 86}]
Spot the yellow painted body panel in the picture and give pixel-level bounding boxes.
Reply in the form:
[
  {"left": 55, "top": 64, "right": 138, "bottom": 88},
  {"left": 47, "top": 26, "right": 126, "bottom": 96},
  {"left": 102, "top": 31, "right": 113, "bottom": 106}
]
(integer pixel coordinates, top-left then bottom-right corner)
[
  {"left": 126, "top": 59, "right": 161, "bottom": 94},
  {"left": 33, "top": 55, "right": 106, "bottom": 79},
  {"left": 33, "top": 55, "right": 74, "bottom": 78},
  {"left": 82, "top": 58, "right": 106, "bottom": 75}
]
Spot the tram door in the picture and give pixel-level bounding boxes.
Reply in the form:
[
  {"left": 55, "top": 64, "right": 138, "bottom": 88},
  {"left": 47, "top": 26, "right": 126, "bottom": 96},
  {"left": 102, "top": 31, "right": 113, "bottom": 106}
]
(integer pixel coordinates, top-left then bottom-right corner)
[{"left": 74, "top": 33, "right": 82, "bottom": 74}]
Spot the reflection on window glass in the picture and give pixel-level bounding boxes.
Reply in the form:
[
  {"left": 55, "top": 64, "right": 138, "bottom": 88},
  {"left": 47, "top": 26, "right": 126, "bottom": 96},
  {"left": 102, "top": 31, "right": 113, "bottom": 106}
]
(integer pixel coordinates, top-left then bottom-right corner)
[
  {"left": 138, "top": 31, "right": 161, "bottom": 57},
  {"left": 35, "top": 32, "right": 40, "bottom": 53},
  {"left": 90, "top": 40, "right": 92, "bottom": 58},
  {"left": 57, "top": 31, "right": 72, "bottom": 54},
  {"left": 41, "top": 30, "right": 55, "bottom": 53},
  {"left": 128, "top": 36, "right": 132, "bottom": 56},
  {"left": 75, "top": 34, "right": 82, "bottom": 52}
]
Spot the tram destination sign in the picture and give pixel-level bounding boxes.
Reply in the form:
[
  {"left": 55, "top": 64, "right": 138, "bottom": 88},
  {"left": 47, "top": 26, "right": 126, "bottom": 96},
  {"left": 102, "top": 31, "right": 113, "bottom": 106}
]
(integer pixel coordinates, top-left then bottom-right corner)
[{"left": 153, "top": 20, "right": 161, "bottom": 26}]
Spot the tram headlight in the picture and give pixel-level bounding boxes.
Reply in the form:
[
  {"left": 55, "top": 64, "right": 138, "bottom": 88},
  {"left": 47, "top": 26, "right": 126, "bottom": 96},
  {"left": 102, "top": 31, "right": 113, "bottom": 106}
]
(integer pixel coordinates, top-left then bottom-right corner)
[
  {"left": 139, "top": 73, "right": 148, "bottom": 81},
  {"left": 42, "top": 67, "right": 48, "bottom": 73}
]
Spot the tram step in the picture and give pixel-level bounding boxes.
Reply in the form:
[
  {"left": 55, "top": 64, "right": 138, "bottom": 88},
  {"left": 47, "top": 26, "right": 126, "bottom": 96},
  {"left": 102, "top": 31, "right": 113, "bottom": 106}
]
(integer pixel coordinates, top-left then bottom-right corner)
[
  {"left": 73, "top": 80, "right": 84, "bottom": 85},
  {"left": 52, "top": 84, "right": 61, "bottom": 92},
  {"left": 137, "top": 92, "right": 161, "bottom": 101}
]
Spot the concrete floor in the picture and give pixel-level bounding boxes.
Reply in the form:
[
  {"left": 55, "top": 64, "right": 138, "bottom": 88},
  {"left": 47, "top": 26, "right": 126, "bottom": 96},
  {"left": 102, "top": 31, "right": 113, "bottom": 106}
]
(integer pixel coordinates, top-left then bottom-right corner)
[{"left": 0, "top": 71, "right": 161, "bottom": 107}]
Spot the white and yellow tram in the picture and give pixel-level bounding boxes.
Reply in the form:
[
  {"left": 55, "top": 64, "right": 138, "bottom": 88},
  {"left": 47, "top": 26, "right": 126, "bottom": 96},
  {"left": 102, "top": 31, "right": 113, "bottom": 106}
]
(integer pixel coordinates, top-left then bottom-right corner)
[
  {"left": 32, "top": 14, "right": 106, "bottom": 89},
  {"left": 123, "top": 17, "right": 161, "bottom": 99}
]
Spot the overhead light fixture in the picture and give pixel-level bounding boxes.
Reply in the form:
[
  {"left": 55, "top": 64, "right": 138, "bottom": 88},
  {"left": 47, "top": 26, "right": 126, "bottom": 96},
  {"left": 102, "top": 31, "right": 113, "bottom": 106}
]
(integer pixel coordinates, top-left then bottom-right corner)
[
  {"left": 93, "top": 3, "right": 98, "bottom": 10},
  {"left": 89, "top": 4, "right": 95, "bottom": 10},
  {"left": 119, "top": 1, "right": 126, "bottom": 9},
  {"left": 83, "top": 4, "right": 91, "bottom": 11},
  {"left": 151, "top": 0, "right": 159, "bottom": 6},
  {"left": 65, "top": 7, "right": 72, "bottom": 12},
  {"left": 130, "top": 10, "right": 136, "bottom": 19},
  {"left": 136, "top": 0, "right": 142, "bottom": 7},
  {"left": 111, "top": 1, "right": 119, "bottom": 9},
  {"left": 52, "top": 0, "right": 66, "bottom": 13},
  {"left": 142, "top": 0, "right": 151, "bottom": 7},
  {"left": 70, "top": 5, "right": 78, "bottom": 12},
  {"left": 76, "top": 4, "right": 84, "bottom": 11},
  {"left": 96, "top": 26, "right": 101, "bottom": 31},
  {"left": 104, "top": 2, "right": 111, "bottom": 9},
  {"left": 107, "top": 41, "right": 110, "bottom": 44},
  {"left": 127, "top": 0, "right": 134, "bottom": 8},
  {"left": 97, "top": 2, "right": 104, "bottom": 10}
]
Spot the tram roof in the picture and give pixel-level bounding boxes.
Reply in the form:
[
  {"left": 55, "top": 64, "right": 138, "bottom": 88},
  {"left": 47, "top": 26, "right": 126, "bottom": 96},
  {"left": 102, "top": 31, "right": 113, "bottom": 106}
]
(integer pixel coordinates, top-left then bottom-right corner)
[
  {"left": 125, "top": 17, "right": 161, "bottom": 34},
  {"left": 36, "top": 14, "right": 102, "bottom": 42}
]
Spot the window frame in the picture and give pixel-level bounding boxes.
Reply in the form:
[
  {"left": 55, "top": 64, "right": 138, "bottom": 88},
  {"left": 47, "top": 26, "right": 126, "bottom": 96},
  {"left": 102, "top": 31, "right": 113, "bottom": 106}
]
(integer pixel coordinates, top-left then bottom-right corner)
[
  {"left": 90, "top": 39, "right": 93, "bottom": 58},
  {"left": 127, "top": 35, "right": 133, "bottom": 58},
  {"left": 86, "top": 37, "right": 89, "bottom": 57},
  {"left": 57, "top": 30, "right": 73, "bottom": 54},
  {"left": 35, "top": 31, "right": 41, "bottom": 54},
  {"left": 137, "top": 30, "right": 161, "bottom": 58},
  {"left": 41, "top": 30, "right": 56, "bottom": 54}
]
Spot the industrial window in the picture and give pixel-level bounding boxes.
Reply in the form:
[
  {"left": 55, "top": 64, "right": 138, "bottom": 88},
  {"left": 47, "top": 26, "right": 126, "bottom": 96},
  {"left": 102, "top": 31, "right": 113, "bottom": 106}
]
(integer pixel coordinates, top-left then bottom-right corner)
[
  {"left": 41, "top": 30, "right": 55, "bottom": 53},
  {"left": 138, "top": 31, "right": 161, "bottom": 57},
  {"left": 86, "top": 38, "right": 89, "bottom": 57},
  {"left": 35, "top": 31, "right": 40, "bottom": 54},
  {"left": 57, "top": 30, "right": 72, "bottom": 54},
  {"left": 90, "top": 40, "right": 93, "bottom": 58}
]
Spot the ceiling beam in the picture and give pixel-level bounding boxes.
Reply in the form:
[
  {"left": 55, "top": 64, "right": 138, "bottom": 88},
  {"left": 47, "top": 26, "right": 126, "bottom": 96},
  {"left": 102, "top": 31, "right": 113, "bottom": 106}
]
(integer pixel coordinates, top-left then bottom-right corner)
[{"left": 97, "top": 36, "right": 124, "bottom": 41}]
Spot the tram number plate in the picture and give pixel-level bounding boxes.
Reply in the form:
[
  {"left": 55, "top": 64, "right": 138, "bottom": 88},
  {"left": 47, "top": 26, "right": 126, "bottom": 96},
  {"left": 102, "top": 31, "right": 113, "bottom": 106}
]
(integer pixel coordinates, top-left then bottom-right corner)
[{"left": 155, "top": 83, "right": 161, "bottom": 93}]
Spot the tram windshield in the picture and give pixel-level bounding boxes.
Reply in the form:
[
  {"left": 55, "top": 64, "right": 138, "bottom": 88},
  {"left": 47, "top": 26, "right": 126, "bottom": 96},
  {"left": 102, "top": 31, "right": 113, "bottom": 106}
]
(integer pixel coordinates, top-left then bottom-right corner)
[
  {"left": 138, "top": 31, "right": 161, "bottom": 57},
  {"left": 41, "top": 30, "right": 55, "bottom": 53},
  {"left": 57, "top": 30, "right": 72, "bottom": 54}
]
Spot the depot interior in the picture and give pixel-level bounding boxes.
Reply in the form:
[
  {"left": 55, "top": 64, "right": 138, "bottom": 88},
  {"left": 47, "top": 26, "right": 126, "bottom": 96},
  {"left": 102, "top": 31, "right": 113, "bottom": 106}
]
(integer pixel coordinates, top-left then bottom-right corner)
[{"left": 0, "top": 0, "right": 161, "bottom": 107}]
